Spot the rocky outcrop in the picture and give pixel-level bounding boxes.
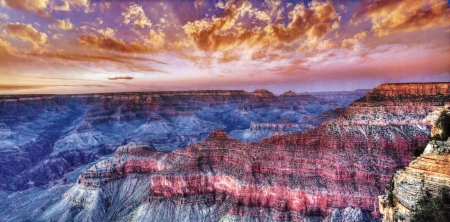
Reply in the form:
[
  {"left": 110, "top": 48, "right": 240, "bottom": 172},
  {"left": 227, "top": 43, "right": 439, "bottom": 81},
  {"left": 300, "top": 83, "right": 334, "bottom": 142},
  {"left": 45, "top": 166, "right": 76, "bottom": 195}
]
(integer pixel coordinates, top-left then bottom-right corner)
[
  {"left": 369, "top": 83, "right": 449, "bottom": 97},
  {"left": 379, "top": 104, "right": 450, "bottom": 222},
  {"left": 229, "top": 122, "right": 310, "bottom": 142},
  {"left": 379, "top": 139, "right": 450, "bottom": 222},
  {"left": 38, "top": 83, "right": 450, "bottom": 221}
]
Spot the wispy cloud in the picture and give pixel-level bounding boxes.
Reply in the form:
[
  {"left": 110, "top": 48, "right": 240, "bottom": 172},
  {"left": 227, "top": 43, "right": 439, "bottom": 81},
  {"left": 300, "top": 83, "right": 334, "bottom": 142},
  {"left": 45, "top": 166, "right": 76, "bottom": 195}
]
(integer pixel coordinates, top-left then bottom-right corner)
[{"left": 108, "top": 76, "right": 133, "bottom": 80}]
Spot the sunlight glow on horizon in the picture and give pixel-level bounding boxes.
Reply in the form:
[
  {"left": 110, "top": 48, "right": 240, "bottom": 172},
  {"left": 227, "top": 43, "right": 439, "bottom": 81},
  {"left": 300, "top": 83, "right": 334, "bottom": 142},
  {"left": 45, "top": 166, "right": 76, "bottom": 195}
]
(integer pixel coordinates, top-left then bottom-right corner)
[{"left": 0, "top": 0, "right": 448, "bottom": 94}]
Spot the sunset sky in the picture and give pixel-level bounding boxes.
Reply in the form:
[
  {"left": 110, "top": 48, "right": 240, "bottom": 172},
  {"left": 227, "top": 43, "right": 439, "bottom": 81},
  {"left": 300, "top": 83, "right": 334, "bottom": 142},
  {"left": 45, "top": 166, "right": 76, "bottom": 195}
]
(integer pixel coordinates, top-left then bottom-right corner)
[{"left": 0, "top": 0, "right": 449, "bottom": 94}]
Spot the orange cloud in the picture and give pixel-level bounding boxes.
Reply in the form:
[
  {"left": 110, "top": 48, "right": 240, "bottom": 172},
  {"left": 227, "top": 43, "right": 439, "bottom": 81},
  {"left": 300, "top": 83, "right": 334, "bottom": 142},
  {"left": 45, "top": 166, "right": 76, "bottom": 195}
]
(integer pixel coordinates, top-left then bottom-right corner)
[
  {"left": 355, "top": 0, "right": 450, "bottom": 36},
  {"left": 218, "top": 50, "right": 240, "bottom": 63},
  {"left": 50, "top": 19, "right": 74, "bottom": 30},
  {"left": 51, "top": 0, "right": 70, "bottom": 11},
  {"left": 183, "top": 1, "right": 253, "bottom": 51},
  {"left": 51, "top": 0, "right": 90, "bottom": 12},
  {"left": 266, "top": 0, "right": 339, "bottom": 43},
  {"left": 122, "top": 3, "right": 152, "bottom": 28},
  {"left": 269, "top": 59, "right": 309, "bottom": 76},
  {"left": 0, "top": 33, "right": 15, "bottom": 50},
  {"left": 108, "top": 76, "right": 133, "bottom": 80},
  {"left": 96, "top": 28, "right": 115, "bottom": 37},
  {"left": 341, "top": 31, "right": 367, "bottom": 50},
  {"left": 6, "top": 22, "right": 47, "bottom": 48},
  {"left": 78, "top": 34, "right": 155, "bottom": 54},
  {"left": 1, "top": 0, "right": 50, "bottom": 18},
  {"left": 251, "top": 50, "right": 265, "bottom": 60},
  {"left": 22, "top": 50, "right": 168, "bottom": 74},
  {"left": 0, "top": 33, "right": 17, "bottom": 65},
  {"left": 183, "top": 0, "right": 339, "bottom": 57},
  {"left": 0, "top": 84, "right": 48, "bottom": 90}
]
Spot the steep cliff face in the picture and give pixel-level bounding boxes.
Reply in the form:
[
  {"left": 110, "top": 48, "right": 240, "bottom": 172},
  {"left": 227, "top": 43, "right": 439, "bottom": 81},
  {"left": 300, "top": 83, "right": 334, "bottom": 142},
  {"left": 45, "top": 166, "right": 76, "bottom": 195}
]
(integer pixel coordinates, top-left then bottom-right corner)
[
  {"left": 379, "top": 140, "right": 450, "bottom": 222},
  {"left": 379, "top": 104, "right": 450, "bottom": 222},
  {"left": 369, "top": 83, "right": 449, "bottom": 97},
  {"left": 229, "top": 108, "right": 345, "bottom": 142},
  {"left": 0, "top": 90, "right": 350, "bottom": 191},
  {"left": 37, "top": 83, "right": 450, "bottom": 221}
]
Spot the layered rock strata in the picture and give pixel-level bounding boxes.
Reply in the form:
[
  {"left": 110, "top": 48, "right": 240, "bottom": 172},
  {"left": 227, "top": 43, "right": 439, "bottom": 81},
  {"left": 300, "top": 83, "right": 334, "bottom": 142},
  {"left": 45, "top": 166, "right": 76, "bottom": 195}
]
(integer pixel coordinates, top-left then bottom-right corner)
[
  {"left": 379, "top": 139, "right": 450, "bottom": 221},
  {"left": 39, "top": 83, "right": 450, "bottom": 221},
  {"left": 379, "top": 103, "right": 450, "bottom": 222},
  {"left": 0, "top": 90, "right": 352, "bottom": 191}
]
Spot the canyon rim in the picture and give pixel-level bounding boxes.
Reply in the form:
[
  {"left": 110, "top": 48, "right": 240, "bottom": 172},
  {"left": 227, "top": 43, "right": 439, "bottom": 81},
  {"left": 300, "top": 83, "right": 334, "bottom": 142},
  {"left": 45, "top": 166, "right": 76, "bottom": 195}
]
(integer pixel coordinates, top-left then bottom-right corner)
[{"left": 0, "top": 0, "right": 449, "bottom": 221}]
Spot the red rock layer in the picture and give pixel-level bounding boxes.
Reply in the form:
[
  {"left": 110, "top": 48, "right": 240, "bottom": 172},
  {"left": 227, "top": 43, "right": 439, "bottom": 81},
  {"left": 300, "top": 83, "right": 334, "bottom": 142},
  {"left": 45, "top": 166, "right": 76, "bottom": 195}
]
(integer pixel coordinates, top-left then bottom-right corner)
[
  {"left": 77, "top": 83, "right": 450, "bottom": 218},
  {"left": 369, "top": 83, "right": 449, "bottom": 97}
]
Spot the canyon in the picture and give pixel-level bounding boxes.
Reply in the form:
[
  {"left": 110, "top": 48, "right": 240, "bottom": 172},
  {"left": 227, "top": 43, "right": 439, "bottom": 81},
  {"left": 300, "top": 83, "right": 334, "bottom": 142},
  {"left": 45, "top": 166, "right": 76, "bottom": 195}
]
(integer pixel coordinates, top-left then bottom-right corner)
[
  {"left": 0, "top": 89, "right": 364, "bottom": 192},
  {"left": 0, "top": 83, "right": 448, "bottom": 221},
  {"left": 379, "top": 103, "right": 450, "bottom": 221}
]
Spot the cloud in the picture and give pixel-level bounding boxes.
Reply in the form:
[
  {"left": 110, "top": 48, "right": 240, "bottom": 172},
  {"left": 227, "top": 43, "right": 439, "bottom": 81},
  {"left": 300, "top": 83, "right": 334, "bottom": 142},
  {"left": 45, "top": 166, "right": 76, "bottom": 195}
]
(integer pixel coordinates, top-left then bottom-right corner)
[
  {"left": 1, "top": 0, "right": 50, "bottom": 18},
  {"left": 108, "top": 76, "right": 133, "bottom": 80},
  {"left": 27, "top": 50, "right": 165, "bottom": 65},
  {"left": 194, "top": 0, "right": 205, "bottom": 10},
  {"left": 51, "top": 0, "right": 70, "bottom": 11},
  {"left": 182, "top": 1, "right": 266, "bottom": 51},
  {"left": 71, "top": 0, "right": 89, "bottom": 7},
  {"left": 97, "top": 28, "right": 115, "bottom": 37},
  {"left": 341, "top": 31, "right": 367, "bottom": 50},
  {"left": 251, "top": 50, "right": 265, "bottom": 60},
  {"left": 148, "top": 30, "right": 165, "bottom": 48},
  {"left": 78, "top": 34, "right": 155, "bottom": 53},
  {"left": 269, "top": 59, "right": 309, "bottom": 76},
  {"left": 49, "top": 19, "right": 74, "bottom": 30},
  {"left": 0, "top": 13, "right": 9, "bottom": 20},
  {"left": 6, "top": 22, "right": 47, "bottom": 48},
  {"left": 218, "top": 50, "right": 240, "bottom": 63},
  {"left": 266, "top": 0, "right": 339, "bottom": 43},
  {"left": 122, "top": 3, "right": 152, "bottom": 28},
  {"left": 51, "top": 0, "right": 90, "bottom": 12},
  {"left": 0, "top": 34, "right": 18, "bottom": 65},
  {"left": 299, "top": 38, "right": 336, "bottom": 52},
  {"left": 22, "top": 50, "right": 168, "bottom": 74},
  {"left": 183, "top": 0, "right": 339, "bottom": 55},
  {"left": 0, "top": 84, "right": 48, "bottom": 90},
  {"left": 354, "top": 0, "right": 450, "bottom": 36}
]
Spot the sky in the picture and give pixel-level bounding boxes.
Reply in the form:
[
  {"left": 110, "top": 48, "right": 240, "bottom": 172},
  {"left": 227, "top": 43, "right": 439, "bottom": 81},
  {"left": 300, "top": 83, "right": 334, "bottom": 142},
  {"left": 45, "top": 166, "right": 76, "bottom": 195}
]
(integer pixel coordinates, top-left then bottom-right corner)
[{"left": 0, "top": 0, "right": 449, "bottom": 94}]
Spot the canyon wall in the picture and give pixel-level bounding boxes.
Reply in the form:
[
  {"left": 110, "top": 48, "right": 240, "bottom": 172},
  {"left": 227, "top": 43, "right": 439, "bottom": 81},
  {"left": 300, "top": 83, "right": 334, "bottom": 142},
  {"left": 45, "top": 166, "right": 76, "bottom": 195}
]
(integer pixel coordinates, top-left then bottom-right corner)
[
  {"left": 379, "top": 139, "right": 450, "bottom": 222},
  {"left": 37, "top": 83, "right": 450, "bottom": 221},
  {"left": 0, "top": 90, "right": 354, "bottom": 191},
  {"left": 379, "top": 104, "right": 450, "bottom": 222}
]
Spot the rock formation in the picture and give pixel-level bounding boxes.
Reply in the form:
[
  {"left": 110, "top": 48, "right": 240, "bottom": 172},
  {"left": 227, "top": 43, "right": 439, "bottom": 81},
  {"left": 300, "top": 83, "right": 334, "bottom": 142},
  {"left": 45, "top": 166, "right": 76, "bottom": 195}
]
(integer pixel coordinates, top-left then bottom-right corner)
[
  {"left": 379, "top": 139, "right": 450, "bottom": 222},
  {"left": 379, "top": 103, "right": 450, "bottom": 222},
  {"left": 35, "top": 83, "right": 450, "bottom": 221},
  {"left": 0, "top": 90, "right": 353, "bottom": 191}
]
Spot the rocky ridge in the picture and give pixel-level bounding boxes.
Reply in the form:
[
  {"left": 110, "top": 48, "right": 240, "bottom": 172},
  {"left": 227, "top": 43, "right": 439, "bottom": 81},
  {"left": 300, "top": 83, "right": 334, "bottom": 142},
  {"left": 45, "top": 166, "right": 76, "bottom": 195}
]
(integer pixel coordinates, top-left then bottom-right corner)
[
  {"left": 37, "top": 83, "right": 450, "bottom": 221},
  {"left": 379, "top": 103, "right": 450, "bottom": 222},
  {"left": 0, "top": 89, "right": 361, "bottom": 191}
]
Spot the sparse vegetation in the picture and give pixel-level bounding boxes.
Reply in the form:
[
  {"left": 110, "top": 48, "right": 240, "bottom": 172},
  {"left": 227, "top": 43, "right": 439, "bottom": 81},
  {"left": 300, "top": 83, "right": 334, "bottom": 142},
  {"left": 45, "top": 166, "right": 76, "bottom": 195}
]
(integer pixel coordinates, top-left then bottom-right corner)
[
  {"left": 386, "top": 178, "right": 395, "bottom": 207},
  {"left": 413, "top": 146, "right": 426, "bottom": 159},
  {"left": 412, "top": 187, "right": 450, "bottom": 222},
  {"left": 432, "top": 111, "right": 450, "bottom": 141}
]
